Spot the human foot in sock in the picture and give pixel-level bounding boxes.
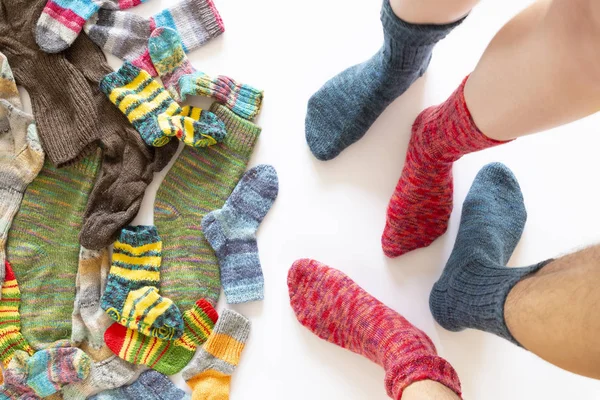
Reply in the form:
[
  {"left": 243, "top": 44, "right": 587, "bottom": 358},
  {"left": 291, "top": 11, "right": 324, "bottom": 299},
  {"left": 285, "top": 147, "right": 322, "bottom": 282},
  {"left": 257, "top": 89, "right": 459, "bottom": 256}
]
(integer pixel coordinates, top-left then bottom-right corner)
[
  {"left": 101, "top": 225, "right": 184, "bottom": 340},
  {"left": 104, "top": 299, "right": 218, "bottom": 375},
  {"left": 305, "top": 0, "right": 464, "bottom": 161},
  {"left": 381, "top": 78, "right": 508, "bottom": 258},
  {"left": 430, "top": 163, "right": 551, "bottom": 345},
  {"left": 202, "top": 165, "right": 279, "bottom": 304},
  {"left": 149, "top": 27, "right": 264, "bottom": 119},
  {"left": 288, "top": 259, "right": 462, "bottom": 399}
]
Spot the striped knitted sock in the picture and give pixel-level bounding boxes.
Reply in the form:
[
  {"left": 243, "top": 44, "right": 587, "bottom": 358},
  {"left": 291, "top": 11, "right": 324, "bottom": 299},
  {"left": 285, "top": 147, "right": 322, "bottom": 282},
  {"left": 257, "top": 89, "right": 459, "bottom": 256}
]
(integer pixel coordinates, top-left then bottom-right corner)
[
  {"left": 85, "top": 0, "right": 224, "bottom": 76},
  {"left": 155, "top": 103, "right": 261, "bottom": 310},
  {"left": 101, "top": 62, "right": 226, "bottom": 148},
  {"left": 36, "top": 0, "right": 148, "bottom": 54},
  {"left": 0, "top": 262, "right": 34, "bottom": 369},
  {"left": 90, "top": 370, "right": 190, "bottom": 400},
  {"left": 0, "top": 350, "right": 38, "bottom": 399},
  {"left": 148, "top": 27, "right": 264, "bottom": 119},
  {"left": 101, "top": 225, "right": 183, "bottom": 340},
  {"left": 288, "top": 259, "right": 462, "bottom": 400},
  {"left": 6, "top": 152, "right": 101, "bottom": 350},
  {"left": 104, "top": 299, "right": 218, "bottom": 375},
  {"left": 202, "top": 165, "right": 279, "bottom": 304},
  {"left": 182, "top": 309, "right": 250, "bottom": 400}
]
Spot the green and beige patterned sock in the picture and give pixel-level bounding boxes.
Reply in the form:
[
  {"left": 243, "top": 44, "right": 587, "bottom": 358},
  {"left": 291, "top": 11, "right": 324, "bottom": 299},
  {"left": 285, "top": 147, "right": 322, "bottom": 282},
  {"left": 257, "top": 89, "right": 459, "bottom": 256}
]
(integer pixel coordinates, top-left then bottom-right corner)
[
  {"left": 6, "top": 152, "right": 101, "bottom": 350},
  {"left": 155, "top": 103, "right": 261, "bottom": 309}
]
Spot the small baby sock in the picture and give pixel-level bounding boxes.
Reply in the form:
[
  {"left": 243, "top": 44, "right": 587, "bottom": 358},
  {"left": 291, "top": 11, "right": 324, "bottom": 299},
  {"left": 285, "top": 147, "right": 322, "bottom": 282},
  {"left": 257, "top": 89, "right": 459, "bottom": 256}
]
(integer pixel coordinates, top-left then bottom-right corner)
[
  {"left": 101, "top": 62, "right": 226, "bottom": 148},
  {"left": 305, "top": 0, "right": 465, "bottom": 161},
  {"left": 382, "top": 78, "right": 508, "bottom": 258},
  {"left": 182, "top": 309, "right": 250, "bottom": 400},
  {"left": 430, "top": 163, "right": 552, "bottom": 345},
  {"left": 90, "top": 370, "right": 191, "bottom": 400},
  {"left": 85, "top": 0, "right": 225, "bottom": 75},
  {"left": 104, "top": 299, "right": 218, "bottom": 375},
  {"left": 61, "top": 356, "right": 137, "bottom": 399},
  {"left": 101, "top": 225, "right": 184, "bottom": 340},
  {"left": 288, "top": 259, "right": 462, "bottom": 399},
  {"left": 149, "top": 27, "right": 263, "bottom": 119},
  {"left": 36, "top": 0, "right": 147, "bottom": 54},
  {"left": 202, "top": 165, "right": 279, "bottom": 304}
]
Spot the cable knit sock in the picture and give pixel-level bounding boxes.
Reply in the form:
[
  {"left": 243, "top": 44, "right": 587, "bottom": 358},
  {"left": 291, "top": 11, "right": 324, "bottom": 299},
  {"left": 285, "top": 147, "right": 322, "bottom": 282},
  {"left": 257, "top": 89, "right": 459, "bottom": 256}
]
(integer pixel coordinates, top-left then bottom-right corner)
[
  {"left": 430, "top": 163, "right": 552, "bottom": 345},
  {"left": 101, "top": 225, "right": 183, "bottom": 340},
  {"left": 288, "top": 259, "right": 462, "bottom": 399},
  {"left": 305, "top": 0, "right": 464, "bottom": 161},
  {"left": 104, "top": 299, "right": 218, "bottom": 375},
  {"left": 182, "top": 309, "right": 250, "bottom": 400},
  {"left": 202, "top": 165, "right": 279, "bottom": 304},
  {"left": 90, "top": 370, "right": 190, "bottom": 400},
  {"left": 85, "top": 0, "right": 224, "bottom": 75},
  {"left": 382, "top": 77, "right": 509, "bottom": 257}
]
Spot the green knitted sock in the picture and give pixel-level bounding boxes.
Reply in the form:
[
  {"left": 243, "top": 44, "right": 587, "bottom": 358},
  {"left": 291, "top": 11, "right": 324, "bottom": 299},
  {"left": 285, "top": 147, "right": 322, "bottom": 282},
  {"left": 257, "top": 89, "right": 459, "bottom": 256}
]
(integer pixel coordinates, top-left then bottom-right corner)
[
  {"left": 155, "top": 103, "right": 261, "bottom": 309},
  {"left": 6, "top": 152, "right": 101, "bottom": 349}
]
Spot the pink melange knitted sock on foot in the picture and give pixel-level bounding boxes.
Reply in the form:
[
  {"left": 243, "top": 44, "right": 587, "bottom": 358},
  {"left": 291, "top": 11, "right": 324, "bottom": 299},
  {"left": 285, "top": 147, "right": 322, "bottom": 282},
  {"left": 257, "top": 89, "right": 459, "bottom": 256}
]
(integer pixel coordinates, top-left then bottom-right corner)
[{"left": 287, "top": 259, "right": 462, "bottom": 399}]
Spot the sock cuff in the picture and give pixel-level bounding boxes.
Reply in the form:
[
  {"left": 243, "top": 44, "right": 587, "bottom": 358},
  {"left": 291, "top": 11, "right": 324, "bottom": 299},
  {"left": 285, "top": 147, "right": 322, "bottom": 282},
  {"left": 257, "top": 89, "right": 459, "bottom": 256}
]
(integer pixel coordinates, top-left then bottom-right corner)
[
  {"left": 211, "top": 309, "right": 250, "bottom": 346},
  {"left": 224, "top": 280, "right": 264, "bottom": 304},
  {"left": 117, "top": 225, "right": 161, "bottom": 247},
  {"left": 99, "top": 62, "right": 148, "bottom": 96},
  {"left": 209, "top": 103, "right": 261, "bottom": 156}
]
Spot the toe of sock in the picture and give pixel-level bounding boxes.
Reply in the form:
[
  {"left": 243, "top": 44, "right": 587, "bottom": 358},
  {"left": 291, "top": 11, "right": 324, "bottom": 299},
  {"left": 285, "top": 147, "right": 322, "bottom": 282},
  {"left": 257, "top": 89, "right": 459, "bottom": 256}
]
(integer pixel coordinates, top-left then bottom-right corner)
[
  {"left": 35, "top": 26, "right": 70, "bottom": 54},
  {"left": 288, "top": 259, "right": 327, "bottom": 311}
]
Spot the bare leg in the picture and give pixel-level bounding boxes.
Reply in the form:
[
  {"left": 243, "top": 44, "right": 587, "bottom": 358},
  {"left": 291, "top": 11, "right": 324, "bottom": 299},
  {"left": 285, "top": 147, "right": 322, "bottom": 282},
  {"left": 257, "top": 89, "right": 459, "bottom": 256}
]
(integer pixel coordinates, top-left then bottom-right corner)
[
  {"left": 402, "top": 380, "right": 462, "bottom": 400},
  {"left": 389, "top": 0, "right": 479, "bottom": 24},
  {"left": 506, "top": 245, "right": 600, "bottom": 379},
  {"left": 465, "top": 0, "right": 600, "bottom": 140}
]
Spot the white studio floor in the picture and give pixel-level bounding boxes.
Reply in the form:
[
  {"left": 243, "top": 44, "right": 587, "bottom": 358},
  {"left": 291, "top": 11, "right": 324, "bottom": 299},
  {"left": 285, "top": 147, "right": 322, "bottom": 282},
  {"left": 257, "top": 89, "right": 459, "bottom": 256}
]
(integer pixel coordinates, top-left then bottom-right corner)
[{"left": 20, "top": 0, "right": 600, "bottom": 398}]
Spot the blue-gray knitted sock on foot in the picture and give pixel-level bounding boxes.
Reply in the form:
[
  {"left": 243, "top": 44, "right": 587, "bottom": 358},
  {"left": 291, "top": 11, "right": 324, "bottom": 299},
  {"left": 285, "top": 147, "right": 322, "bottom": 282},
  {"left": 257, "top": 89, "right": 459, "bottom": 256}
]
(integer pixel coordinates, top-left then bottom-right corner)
[
  {"left": 304, "top": 0, "right": 465, "bottom": 161},
  {"left": 201, "top": 165, "right": 279, "bottom": 304},
  {"left": 429, "top": 163, "right": 552, "bottom": 346}
]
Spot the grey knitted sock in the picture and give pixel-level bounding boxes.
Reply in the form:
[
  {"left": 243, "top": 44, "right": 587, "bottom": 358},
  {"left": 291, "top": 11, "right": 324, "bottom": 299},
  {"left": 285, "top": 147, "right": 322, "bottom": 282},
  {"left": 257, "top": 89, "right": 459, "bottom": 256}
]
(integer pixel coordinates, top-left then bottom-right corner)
[
  {"left": 62, "top": 356, "right": 137, "bottom": 399},
  {"left": 202, "top": 165, "right": 279, "bottom": 304},
  {"left": 305, "top": 0, "right": 464, "bottom": 161},
  {"left": 430, "top": 163, "right": 552, "bottom": 346},
  {"left": 90, "top": 370, "right": 190, "bottom": 400}
]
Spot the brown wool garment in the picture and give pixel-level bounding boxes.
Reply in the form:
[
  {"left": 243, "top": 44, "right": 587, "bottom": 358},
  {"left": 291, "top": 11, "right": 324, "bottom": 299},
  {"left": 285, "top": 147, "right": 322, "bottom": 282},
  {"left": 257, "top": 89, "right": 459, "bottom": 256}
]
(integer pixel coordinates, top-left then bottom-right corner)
[{"left": 0, "top": 0, "right": 178, "bottom": 250}]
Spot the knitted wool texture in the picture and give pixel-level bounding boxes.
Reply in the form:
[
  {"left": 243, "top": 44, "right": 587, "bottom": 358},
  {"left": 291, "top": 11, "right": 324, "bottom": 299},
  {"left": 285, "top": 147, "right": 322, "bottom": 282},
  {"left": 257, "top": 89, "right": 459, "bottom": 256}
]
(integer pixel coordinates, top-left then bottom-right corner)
[
  {"left": 100, "top": 62, "right": 226, "bottom": 148},
  {"left": 0, "top": 0, "right": 179, "bottom": 251},
  {"left": 61, "top": 356, "right": 137, "bottom": 399},
  {"left": 288, "top": 259, "right": 462, "bottom": 399},
  {"left": 202, "top": 165, "right": 279, "bottom": 304},
  {"left": 156, "top": 103, "right": 261, "bottom": 310},
  {"left": 148, "top": 27, "right": 264, "bottom": 119},
  {"left": 90, "top": 370, "right": 190, "bottom": 400},
  {"left": 104, "top": 299, "right": 218, "bottom": 375},
  {"left": 101, "top": 225, "right": 184, "bottom": 340},
  {"left": 85, "top": 0, "right": 224, "bottom": 76},
  {"left": 182, "top": 309, "right": 250, "bottom": 400},
  {"left": 6, "top": 152, "right": 101, "bottom": 350}
]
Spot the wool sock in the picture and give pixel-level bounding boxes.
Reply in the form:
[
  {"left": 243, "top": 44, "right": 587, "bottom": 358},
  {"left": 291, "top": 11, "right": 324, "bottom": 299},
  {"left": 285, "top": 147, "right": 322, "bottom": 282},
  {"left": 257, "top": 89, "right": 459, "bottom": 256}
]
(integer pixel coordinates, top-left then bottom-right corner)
[
  {"left": 305, "top": 0, "right": 464, "bottom": 161},
  {"left": 0, "top": 262, "right": 34, "bottom": 369},
  {"left": 288, "top": 259, "right": 462, "bottom": 399},
  {"left": 382, "top": 78, "right": 509, "bottom": 258},
  {"left": 104, "top": 299, "right": 218, "bottom": 375},
  {"left": 90, "top": 370, "right": 191, "bottom": 400},
  {"left": 202, "top": 165, "right": 278, "bottom": 304},
  {"left": 0, "top": 350, "right": 39, "bottom": 399},
  {"left": 155, "top": 103, "right": 261, "bottom": 310},
  {"left": 101, "top": 225, "right": 183, "bottom": 340},
  {"left": 101, "top": 62, "right": 226, "bottom": 148},
  {"left": 61, "top": 356, "right": 137, "bottom": 399},
  {"left": 148, "top": 27, "right": 264, "bottom": 119},
  {"left": 85, "top": 0, "right": 225, "bottom": 76},
  {"left": 182, "top": 309, "right": 249, "bottom": 400},
  {"left": 36, "top": 0, "right": 147, "bottom": 54},
  {"left": 430, "top": 163, "right": 552, "bottom": 345}
]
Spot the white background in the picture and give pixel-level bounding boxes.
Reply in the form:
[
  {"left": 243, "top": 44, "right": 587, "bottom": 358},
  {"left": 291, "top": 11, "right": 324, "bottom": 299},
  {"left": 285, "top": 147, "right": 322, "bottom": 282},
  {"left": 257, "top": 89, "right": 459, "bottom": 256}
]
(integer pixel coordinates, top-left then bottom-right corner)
[{"left": 27, "top": 0, "right": 600, "bottom": 398}]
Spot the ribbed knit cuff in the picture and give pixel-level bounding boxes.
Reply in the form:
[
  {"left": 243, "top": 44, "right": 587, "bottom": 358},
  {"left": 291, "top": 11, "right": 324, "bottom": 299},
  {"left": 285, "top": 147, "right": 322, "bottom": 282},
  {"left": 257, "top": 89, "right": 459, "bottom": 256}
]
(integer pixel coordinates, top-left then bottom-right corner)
[
  {"left": 118, "top": 225, "right": 161, "bottom": 246},
  {"left": 209, "top": 103, "right": 261, "bottom": 157},
  {"left": 99, "top": 62, "right": 145, "bottom": 96},
  {"left": 224, "top": 280, "right": 264, "bottom": 304},
  {"left": 195, "top": 0, "right": 225, "bottom": 41}
]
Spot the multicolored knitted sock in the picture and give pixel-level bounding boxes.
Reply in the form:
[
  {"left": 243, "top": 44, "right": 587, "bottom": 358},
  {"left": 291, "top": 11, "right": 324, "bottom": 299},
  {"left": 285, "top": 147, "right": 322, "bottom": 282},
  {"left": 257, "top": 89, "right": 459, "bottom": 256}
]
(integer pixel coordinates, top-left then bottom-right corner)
[
  {"left": 0, "top": 350, "right": 39, "bottom": 399},
  {"left": 0, "top": 262, "right": 34, "bottom": 369},
  {"left": 61, "top": 356, "right": 137, "bottom": 399},
  {"left": 104, "top": 299, "right": 218, "bottom": 376},
  {"left": 382, "top": 77, "right": 509, "bottom": 257},
  {"left": 155, "top": 103, "right": 262, "bottom": 310},
  {"left": 288, "top": 259, "right": 462, "bottom": 399},
  {"left": 101, "top": 62, "right": 226, "bottom": 148},
  {"left": 36, "top": 0, "right": 147, "bottom": 54},
  {"left": 202, "top": 165, "right": 279, "bottom": 304},
  {"left": 101, "top": 225, "right": 183, "bottom": 340},
  {"left": 90, "top": 370, "right": 190, "bottom": 400},
  {"left": 6, "top": 152, "right": 101, "bottom": 350},
  {"left": 182, "top": 309, "right": 250, "bottom": 400},
  {"left": 148, "top": 27, "right": 264, "bottom": 119},
  {"left": 85, "top": 0, "right": 224, "bottom": 76}
]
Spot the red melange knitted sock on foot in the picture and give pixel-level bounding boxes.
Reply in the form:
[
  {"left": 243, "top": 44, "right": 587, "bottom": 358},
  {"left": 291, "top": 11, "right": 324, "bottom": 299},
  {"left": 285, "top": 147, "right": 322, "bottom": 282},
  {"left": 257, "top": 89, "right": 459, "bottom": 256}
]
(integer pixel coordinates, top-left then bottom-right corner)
[
  {"left": 382, "top": 77, "right": 509, "bottom": 258},
  {"left": 287, "top": 259, "right": 462, "bottom": 399}
]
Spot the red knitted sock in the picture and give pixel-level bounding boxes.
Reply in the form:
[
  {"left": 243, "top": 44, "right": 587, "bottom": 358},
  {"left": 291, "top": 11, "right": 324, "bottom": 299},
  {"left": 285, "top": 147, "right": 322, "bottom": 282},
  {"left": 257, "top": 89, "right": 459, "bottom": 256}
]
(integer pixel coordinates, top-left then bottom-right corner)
[
  {"left": 288, "top": 259, "right": 462, "bottom": 399},
  {"left": 382, "top": 77, "right": 508, "bottom": 257}
]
